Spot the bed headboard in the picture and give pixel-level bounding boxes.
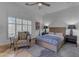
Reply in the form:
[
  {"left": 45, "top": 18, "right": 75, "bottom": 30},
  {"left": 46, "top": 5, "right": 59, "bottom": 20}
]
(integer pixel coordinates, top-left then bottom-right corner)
[{"left": 49, "top": 27, "right": 66, "bottom": 36}]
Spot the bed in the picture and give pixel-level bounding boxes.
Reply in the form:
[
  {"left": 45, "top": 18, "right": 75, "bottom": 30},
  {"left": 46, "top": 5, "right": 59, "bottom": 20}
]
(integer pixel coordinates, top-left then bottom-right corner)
[{"left": 36, "top": 27, "right": 66, "bottom": 52}]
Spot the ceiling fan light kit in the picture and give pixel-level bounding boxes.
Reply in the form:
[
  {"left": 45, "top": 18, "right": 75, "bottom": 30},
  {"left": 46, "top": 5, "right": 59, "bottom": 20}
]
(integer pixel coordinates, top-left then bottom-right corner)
[
  {"left": 38, "top": 3, "right": 42, "bottom": 6},
  {"left": 25, "top": 2, "right": 50, "bottom": 10}
]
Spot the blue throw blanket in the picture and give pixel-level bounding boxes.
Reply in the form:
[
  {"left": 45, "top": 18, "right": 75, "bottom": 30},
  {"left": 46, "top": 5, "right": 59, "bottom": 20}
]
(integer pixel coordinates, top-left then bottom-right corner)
[{"left": 36, "top": 34, "right": 61, "bottom": 46}]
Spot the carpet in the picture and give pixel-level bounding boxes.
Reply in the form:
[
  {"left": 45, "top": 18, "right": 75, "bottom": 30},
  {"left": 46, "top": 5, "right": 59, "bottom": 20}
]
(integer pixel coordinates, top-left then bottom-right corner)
[
  {"left": 39, "top": 49, "right": 58, "bottom": 57},
  {"left": 27, "top": 43, "right": 79, "bottom": 57}
]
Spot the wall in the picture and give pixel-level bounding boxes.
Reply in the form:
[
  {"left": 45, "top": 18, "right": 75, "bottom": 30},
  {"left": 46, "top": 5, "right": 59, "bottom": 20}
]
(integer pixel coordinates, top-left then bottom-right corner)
[{"left": 0, "top": 3, "right": 8, "bottom": 45}]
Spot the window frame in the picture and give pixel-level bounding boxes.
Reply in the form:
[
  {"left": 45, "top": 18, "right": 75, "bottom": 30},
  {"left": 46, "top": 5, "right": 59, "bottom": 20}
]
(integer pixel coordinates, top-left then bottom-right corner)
[{"left": 8, "top": 17, "right": 32, "bottom": 38}]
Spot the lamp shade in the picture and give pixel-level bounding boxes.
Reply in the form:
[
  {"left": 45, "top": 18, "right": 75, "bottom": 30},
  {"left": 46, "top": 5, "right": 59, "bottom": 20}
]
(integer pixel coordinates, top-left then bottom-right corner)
[
  {"left": 68, "top": 25, "right": 76, "bottom": 29},
  {"left": 43, "top": 26, "right": 48, "bottom": 29}
]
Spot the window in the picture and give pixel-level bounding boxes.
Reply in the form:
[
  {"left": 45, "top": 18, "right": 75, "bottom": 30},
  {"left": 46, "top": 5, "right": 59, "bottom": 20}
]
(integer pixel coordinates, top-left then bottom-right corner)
[
  {"left": 23, "top": 20, "right": 28, "bottom": 31},
  {"left": 8, "top": 17, "right": 32, "bottom": 38},
  {"left": 23, "top": 25, "right": 27, "bottom": 31},
  {"left": 8, "top": 17, "right": 15, "bottom": 38},
  {"left": 28, "top": 25, "right": 32, "bottom": 34},
  {"left": 16, "top": 18, "right": 22, "bottom": 35},
  {"left": 16, "top": 18, "right": 22, "bottom": 24},
  {"left": 27, "top": 20, "right": 32, "bottom": 34},
  {"left": 23, "top": 20, "right": 27, "bottom": 24},
  {"left": 23, "top": 20, "right": 32, "bottom": 34},
  {"left": 28, "top": 20, "right": 31, "bottom": 25},
  {"left": 8, "top": 17, "right": 15, "bottom": 24},
  {"left": 16, "top": 25, "right": 22, "bottom": 35}
]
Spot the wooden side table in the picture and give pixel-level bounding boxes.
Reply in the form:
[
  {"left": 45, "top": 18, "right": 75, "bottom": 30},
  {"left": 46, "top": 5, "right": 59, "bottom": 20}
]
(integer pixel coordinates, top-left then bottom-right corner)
[{"left": 30, "top": 38, "right": 36, "bottom": 47}]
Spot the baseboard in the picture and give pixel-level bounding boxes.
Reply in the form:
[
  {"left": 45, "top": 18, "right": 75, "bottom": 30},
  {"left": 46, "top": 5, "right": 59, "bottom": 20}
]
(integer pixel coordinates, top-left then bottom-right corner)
[{"left": 0, "top": 44, "right": 9, "bottom": 53}]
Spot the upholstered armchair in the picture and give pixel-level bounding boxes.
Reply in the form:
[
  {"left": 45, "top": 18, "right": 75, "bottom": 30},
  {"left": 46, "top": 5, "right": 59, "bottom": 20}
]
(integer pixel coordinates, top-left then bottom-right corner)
[{"left": 14, "top": 32, "right": 31, "bottom": 50}]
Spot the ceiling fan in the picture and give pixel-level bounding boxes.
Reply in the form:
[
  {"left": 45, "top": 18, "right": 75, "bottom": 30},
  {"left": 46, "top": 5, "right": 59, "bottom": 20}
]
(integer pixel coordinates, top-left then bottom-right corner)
[{"left": 25, "top": 2, "right": 50, "bottom": 7}]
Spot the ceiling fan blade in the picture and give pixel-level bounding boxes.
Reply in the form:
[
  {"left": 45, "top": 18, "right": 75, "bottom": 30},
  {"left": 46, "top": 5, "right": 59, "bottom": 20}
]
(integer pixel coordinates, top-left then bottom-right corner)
[
  {"left": 25, "top": 2, "right": 39, "bottom": 6},
  {"left": 41, "top": 2, "right": 50, "bottom": 7}
]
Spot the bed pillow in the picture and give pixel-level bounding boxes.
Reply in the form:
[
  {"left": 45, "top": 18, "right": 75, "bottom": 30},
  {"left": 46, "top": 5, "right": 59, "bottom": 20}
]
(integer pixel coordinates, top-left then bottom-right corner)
[
  {"left": 48, "top": 32, "right": 54, "bottom": 34},
  {"left": 55, "top": 33, "right": 63, "bottom": 37},
  {"left": 48, "top": 32, "right": 54, "bottom": 36}
]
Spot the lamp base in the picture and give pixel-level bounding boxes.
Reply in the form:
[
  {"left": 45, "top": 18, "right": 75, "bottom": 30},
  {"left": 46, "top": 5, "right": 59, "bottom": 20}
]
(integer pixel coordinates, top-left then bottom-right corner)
[{"left": 70, "top": 29, "right": 73, "bottom": 36}]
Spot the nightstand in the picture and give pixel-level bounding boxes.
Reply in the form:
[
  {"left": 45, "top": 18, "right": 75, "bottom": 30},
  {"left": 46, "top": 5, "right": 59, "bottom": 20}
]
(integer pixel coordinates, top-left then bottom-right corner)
[{"left": 64, "top": 35, "right": 77, "bottom": 47}]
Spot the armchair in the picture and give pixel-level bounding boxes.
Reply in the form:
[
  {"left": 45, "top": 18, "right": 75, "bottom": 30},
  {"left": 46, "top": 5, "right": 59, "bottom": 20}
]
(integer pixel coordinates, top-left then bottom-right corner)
[{"left": 14, "top": 32, "right": 31, "bottom": 50}]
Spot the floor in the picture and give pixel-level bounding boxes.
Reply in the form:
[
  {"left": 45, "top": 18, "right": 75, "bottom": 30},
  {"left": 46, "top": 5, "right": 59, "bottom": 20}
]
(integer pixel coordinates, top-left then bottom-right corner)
[
  {"left": 0, "top": 43, "right": 79, "bottom": 57},
  {"left": 0, "top": 48, "right": 32, "bottom": 57}
]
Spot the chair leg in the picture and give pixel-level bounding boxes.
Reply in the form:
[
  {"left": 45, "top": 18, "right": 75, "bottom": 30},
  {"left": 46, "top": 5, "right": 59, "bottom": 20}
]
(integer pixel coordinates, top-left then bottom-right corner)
[
  {"left": 10, "top": 43, "right": 11, "bottom": 49},
  {"left": 27, "top": 40, "right": 30, "bottom": 48},
  {"left": 15, "top": 45, "right": 18, "bottom": 51},
  {"left": 10, "top": 43, "right": 14, "bottom": 50},
  {"left": 14, "top": 42, "right": 18, "bottom": 51}
]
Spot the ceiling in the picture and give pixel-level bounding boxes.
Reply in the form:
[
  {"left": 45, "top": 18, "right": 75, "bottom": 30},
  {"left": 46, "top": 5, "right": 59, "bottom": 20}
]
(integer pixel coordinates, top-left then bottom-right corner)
[{"left": 16, "top": 2, "right": 79, "bottom": 16}]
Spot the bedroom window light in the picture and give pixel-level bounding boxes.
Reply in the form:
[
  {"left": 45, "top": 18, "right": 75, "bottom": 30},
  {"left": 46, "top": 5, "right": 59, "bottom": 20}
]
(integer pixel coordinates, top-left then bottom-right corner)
[
  {"left": 27, "top": 20, "right": 31, "bottom": 25},
  {"left": 23, "top": 20, "right": 28, "bottom": 32},
  {"left": 16, "top": 18, "right": 22, "bottom": 24},
  {"left": 23, "top": 24, "right": 27, "bottom": 31},
  {"left": 23, "top": 20, "right": 28, "bottom": 24},
  {"left": 28, "top": 25, "right": 32, "bottom": 34},
  {"left": 23, "top": 20, "right": 32, "bottom": 34},
  {"left": 8, "top": 24, "right": 15, "bottom": 37},
  {"left": 16, "top": 25, "right": 22, "bottom": 35},
  {"left": 8, "top": 17, "right": 15, "bottom": 24},
  {"left": 8, "top": 17, "right": 16, "bottom": 38},
  {"left": 8, "top": 17, "right": 32, "bottom": 38},
  {"left": 27, "top": 20, "right": 32, "bottom": 34},
  {"left": 16, "top": 18, "right": 22, "bottom": 35}
]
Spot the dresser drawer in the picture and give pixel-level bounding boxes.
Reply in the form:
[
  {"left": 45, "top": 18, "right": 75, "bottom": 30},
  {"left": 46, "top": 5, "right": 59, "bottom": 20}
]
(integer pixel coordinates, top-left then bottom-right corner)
[{"left": 65, "top": 35, "right": 77, "bottom": 44}]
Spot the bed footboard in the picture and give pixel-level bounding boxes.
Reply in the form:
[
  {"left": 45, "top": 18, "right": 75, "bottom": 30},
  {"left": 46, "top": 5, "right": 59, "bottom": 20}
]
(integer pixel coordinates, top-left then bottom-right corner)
[{"left": 36, "top": 40, "right": 64, "bottom": 52}]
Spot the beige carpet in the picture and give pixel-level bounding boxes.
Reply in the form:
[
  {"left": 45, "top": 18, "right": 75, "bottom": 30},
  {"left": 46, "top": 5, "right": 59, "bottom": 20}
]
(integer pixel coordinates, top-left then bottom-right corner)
[{"left": 0, "top": 48, "right": 32, "bottom": 57}]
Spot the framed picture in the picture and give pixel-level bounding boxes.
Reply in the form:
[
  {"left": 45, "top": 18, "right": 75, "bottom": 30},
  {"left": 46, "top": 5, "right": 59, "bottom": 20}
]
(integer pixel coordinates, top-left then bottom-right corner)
[{"left": 35, "top": 22, "right": 40, "bottom": 30}]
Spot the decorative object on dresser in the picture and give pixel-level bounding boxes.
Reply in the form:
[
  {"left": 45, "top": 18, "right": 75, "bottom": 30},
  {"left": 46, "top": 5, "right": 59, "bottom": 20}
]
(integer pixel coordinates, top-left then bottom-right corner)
[
  {"left": 64, "top": 35, "right": 77, "bottom": 47},
  {"left": 68, "top": 25, "right": 76, "bottom": 36}
]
